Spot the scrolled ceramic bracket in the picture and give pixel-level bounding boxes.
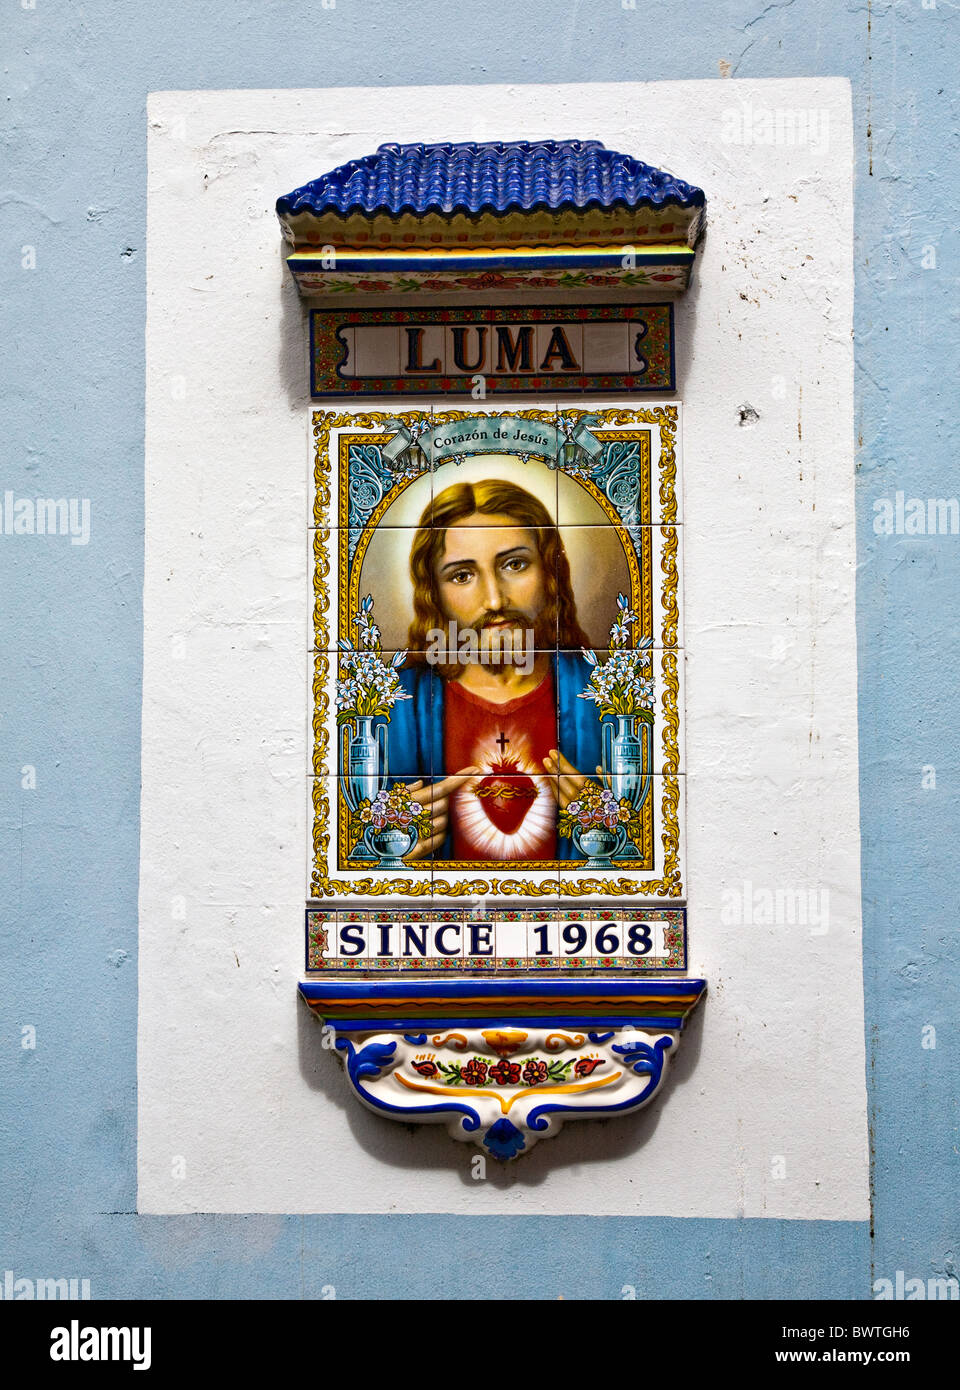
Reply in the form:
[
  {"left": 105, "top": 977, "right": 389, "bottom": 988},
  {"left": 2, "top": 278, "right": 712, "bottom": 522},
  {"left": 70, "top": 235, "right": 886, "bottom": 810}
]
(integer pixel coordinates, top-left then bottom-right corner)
[
  {"left": 300, "top": 979, "right": 706, "bottom": 1160},
  {"left": 334, "top": 1025, "right": 678, "bottom": 1159}
]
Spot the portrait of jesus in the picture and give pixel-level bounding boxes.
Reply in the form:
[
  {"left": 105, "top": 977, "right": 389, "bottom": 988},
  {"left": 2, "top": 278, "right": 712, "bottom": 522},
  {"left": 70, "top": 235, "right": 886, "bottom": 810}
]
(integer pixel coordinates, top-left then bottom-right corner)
[{"left": 384, "top": 478, "right": 614, "bottom": 863}]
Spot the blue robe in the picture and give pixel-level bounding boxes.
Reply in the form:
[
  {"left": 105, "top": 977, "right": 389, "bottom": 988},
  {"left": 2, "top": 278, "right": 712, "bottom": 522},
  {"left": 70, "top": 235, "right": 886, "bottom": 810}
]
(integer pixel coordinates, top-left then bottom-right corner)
[{"left": 380, "top": 652, "right": 603, "bottom": 861}]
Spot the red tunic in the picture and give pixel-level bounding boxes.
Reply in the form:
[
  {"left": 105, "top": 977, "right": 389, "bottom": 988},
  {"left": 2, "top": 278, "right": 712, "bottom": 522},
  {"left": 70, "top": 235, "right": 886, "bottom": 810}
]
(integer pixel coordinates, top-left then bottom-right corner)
[{"left": 442, "top": 676, "right": 557, "bottom": 861}]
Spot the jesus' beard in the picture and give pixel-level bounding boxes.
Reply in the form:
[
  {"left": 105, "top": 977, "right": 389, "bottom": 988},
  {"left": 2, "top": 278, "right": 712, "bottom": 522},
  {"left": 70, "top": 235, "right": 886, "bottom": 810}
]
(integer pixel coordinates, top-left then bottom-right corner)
[
  {"left": 461, "top": 607, "right": 557, "bottom": 677},
  {"left": 417, "top": 607, "right": 560, "bottom": 679},
  {"left": 475, "top": 611, "right": 543, "bottom": 672}
]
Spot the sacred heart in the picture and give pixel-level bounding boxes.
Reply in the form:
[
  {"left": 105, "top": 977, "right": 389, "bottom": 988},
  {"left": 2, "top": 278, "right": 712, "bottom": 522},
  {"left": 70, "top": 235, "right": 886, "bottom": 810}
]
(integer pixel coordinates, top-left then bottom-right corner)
[{"left": 475, "top": 759, "right": 538, "bottom": 835}]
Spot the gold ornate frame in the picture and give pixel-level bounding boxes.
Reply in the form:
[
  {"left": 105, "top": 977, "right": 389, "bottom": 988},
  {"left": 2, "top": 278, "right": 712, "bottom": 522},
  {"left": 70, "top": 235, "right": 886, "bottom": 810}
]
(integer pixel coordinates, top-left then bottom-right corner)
[{"left": 309, "top": 406, "right": 682, "bottom": 900}]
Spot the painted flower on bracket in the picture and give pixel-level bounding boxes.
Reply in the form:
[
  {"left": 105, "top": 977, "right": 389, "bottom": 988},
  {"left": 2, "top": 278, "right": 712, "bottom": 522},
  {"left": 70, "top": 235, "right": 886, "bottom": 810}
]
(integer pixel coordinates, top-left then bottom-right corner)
[
  {"left": 454, "top": 272, "right": 508, "bottom": 290},
  {"left": 410, "top": 1058, "right": 438, "bottom": 1078},
  {"left": 461, "top": 1058, "right": 488, "bottom": 1086},
  {"left": 489, "top": 1060, "right": 522, "bottom": 1087},
  {"left": 574, "top": 1056, "right": 605, "bottom": 1078},
  {"left": 522, "top": 1059, "right": 548, "bottom": 1085}
]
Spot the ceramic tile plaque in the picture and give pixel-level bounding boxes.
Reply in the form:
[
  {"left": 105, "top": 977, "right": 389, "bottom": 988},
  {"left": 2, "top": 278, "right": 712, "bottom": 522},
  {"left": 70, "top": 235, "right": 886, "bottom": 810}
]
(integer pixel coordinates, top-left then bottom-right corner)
[
  {"left": 309, "top": 305, "right": 675, "bottom": 397},
  {"left": 288, "top": 141, "right": 704, "bottom": 1159},
  {"left": 306, "top": 906, "right": 687, "bottom": 973}
]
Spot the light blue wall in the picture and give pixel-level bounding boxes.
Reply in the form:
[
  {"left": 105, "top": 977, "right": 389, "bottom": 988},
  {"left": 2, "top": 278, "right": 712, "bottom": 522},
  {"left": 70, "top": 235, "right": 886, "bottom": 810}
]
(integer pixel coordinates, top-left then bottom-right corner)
[{"left": 1, "top": 0, "right": 955, "bottom": 1299}]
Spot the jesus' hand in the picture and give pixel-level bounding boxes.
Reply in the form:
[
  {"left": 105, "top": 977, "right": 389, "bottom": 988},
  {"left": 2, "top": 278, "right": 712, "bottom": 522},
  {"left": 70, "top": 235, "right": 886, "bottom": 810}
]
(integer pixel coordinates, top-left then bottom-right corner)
[
  {"left": 541, "top": 750, "right": 606, "bottom": 808},
  {"left": 404, "top": 767, "right": 480, "bottom": 859}
]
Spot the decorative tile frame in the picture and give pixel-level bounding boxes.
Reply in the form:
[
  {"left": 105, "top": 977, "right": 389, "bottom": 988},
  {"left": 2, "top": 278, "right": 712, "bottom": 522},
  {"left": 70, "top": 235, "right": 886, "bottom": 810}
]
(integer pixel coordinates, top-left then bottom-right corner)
[{"left": 308, "top": 402, "right": 684, "bottom": 903}]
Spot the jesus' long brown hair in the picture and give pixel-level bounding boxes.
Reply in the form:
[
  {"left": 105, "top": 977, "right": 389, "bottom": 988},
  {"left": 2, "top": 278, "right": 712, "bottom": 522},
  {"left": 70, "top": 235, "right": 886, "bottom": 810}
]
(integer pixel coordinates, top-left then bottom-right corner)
[{"left": 407, "top": 479, "right": 592, "bottom": 660}]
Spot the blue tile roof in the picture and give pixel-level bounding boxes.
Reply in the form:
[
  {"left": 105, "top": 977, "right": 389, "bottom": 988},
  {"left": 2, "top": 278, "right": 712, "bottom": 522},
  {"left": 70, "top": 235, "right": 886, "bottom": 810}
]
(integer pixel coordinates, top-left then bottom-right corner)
[{"left": 277, "top": 140, "right": 705, "bottom": 221}]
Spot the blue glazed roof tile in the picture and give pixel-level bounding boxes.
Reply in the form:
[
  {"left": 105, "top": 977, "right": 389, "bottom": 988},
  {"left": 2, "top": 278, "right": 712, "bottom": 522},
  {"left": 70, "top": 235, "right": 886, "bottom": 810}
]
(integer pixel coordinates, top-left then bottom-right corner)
[{"left": 277, "top": 140, "right": 705, "bottom": 221}]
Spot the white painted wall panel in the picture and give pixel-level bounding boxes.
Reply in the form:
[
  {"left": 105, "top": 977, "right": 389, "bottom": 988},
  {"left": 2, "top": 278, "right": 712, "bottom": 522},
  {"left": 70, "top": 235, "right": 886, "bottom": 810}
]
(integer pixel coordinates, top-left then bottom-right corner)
[{"left": 140, "top": 79, "right": 865, "bottom": 1216}]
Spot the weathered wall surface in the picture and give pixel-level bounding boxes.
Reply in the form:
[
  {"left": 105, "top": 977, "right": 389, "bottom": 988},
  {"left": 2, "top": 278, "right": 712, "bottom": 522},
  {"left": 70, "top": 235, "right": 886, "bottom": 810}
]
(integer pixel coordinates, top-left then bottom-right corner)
[{"left": 1, "top": 1, "right": 956, "bottom": 1298}]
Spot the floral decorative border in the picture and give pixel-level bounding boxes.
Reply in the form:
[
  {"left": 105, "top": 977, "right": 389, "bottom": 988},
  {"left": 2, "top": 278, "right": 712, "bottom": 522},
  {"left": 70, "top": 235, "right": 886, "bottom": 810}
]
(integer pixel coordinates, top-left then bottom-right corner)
[
  {"left": 289, "top": 260, "right": 692, "bottom": 299},
  {"left": 300, "top": 1016, "right": 704, "bottom": 1159}
]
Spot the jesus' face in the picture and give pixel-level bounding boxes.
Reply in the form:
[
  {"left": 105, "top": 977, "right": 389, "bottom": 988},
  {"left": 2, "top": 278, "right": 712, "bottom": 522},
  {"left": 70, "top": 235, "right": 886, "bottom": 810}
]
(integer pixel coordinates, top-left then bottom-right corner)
[
  {"left": 406, "top": 477, "right": 592, "bottom": 663},
  {"left": 433, "top": 514, "right": 549, "bottom": 659}
]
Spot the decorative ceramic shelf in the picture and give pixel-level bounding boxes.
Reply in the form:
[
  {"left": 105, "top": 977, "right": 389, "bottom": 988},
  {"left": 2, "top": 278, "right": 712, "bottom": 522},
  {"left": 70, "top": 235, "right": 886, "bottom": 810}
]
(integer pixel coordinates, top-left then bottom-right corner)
[
  {"left": 300, "top": 978, "right": 706, "bottom": 1159},
  {"left": 278, "top": 140, "right": 706, "bottom": 298},
  {"left": 300, "top": 976, "right": 705, "bottom": 1028}
]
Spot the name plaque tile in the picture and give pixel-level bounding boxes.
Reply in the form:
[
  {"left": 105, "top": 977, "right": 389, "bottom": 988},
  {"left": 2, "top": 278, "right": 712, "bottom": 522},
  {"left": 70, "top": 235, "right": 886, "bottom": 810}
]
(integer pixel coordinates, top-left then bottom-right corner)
[
  {"left": 310, "top": 304, "right": 675, "bottom": 397},
  {"left": 306, "top": 907, "right": 687, "bottom": 974}
]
